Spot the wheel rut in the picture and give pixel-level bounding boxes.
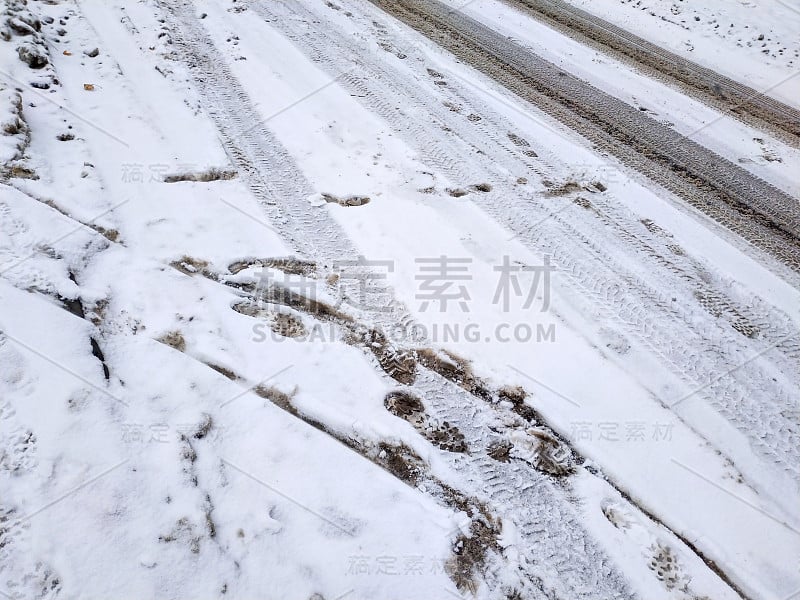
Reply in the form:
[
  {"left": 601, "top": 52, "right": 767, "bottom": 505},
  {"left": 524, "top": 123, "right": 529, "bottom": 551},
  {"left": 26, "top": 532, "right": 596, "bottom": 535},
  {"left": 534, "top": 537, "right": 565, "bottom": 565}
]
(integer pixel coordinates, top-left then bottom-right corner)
[{"left": 500, "top": 0, "right": 800, "bottom": 147}]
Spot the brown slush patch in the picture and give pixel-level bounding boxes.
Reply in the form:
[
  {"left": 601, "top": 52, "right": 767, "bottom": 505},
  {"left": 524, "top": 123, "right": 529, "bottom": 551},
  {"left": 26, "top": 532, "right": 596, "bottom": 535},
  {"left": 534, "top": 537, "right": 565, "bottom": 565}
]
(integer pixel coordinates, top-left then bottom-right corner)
[
  {"left": 498, "top": 385, "right": 539, "bottom": 422},
  {"left": 415, "top": 348, "right": 492, "bottom": 400},
  {"left": 356, "top": 328, "right": 417, "bottom": 384},
  {"left": 446, "top": 514, "right": 501, "bottom": 593},
  {"left": 170, "top": 256, "right": 213, "bottom": 277},
  {"left": 164, "top": 168, "right": 236, "bottom": 183},
  {"left": 384, "top": 389, "right": 425, "bottom": 417},
  {"left": 157, "top": 330, "right": 186, "bottom": 353},
  {"left": 228, "top": 257, "right": 317, "bottom": 277},
  {"left": 322, "top": 193, "right": 370, "bottom": 207},
  {"left": 375, "top": 442, "right": 424, "bottom": 485},
  {"left": 544, "top": 180, "right": 582, "bottom": 197},
  {"left": 487, "top": 440, "right": 512, "bottom": 463},
  {"left": 529, "top": 430, "right": 575, "bottom": 477}
]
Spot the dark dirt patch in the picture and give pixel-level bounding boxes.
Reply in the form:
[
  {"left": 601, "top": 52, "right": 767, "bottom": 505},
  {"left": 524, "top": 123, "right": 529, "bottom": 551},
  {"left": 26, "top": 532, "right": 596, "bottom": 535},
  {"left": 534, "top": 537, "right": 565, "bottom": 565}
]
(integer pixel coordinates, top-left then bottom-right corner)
[
  {"left": 55, "top": 282, "right": 110, "bottom": 380},
  {"left": 693, "top": 290, "right": 759, "bottom": 338},
  {"left": 447, "top": 515, "right": 501, "bottom": 593},
  {"left": 507, "top": 132, "right": 530, "bottom": 147},
  {"left": 497, "top": 385, "right": 525, "bottom": 404},
  {"left": 235, "top": 302, "right": 307, "bottom": 338},
  {"left": 375, "top": 442, "right": 424, "bottom": 485},
  {"left": 0, "top": 163, "right": 38, "bottom": 180},
  {"left": 384, "top": 390, "right": 467, "bottom": 452},
  {"left": 203, "top": 496, "right": 216, "bottom": 539},
  {"left": 253, "top": 384, "right": 295, "bottom": 412},
  {"left": 230, "top": 301, "right": 263, "bottom": 318},
  {"left": 95, "top": 226, "right": 119, "bottom": 242},
  {"left": 470, "top": 183, "right": 492, "bottom": 193},
  {"left": 498, "top": 385, "right": 539, "bottom": 422},
  {"left": 270, "top": 312, "right": 307, "bottom": 338},
  {"left": 415, "top": 348, "right": 492, "bottom": 401},
  {"left": 428, "top": 422, "right": 467, "bottom": 453},
  {"left": 447, "top": 188, "right": 469, "bottom": 197},
  {"left": 90, "top": 338, "right": 109, "bottom": 380},
  {"left": 194, "top": 413, "right": 213, "bottom": 440},
  {"left": 163, "top": 168, "right": 237, "bottom": 183},
  {"left": 529, "top": 430, "right": 575, "bottom": 477},
  {"left": 508, "top": 132, "right": 539, "bottom": 156},
  {"left": 543, "top": 180, "right": 582, "bottom": 197},
  {"left": 157, "top": 330, "right": 186, "bottom": 352},
  {"left": 487, "top": 440, "right": 512, "bottom": 462},
  {"left": 355, "top": 328, "right": 417, "bottom": 384},
  {"left": 640, "top": 218, "right": 667, "bottom": 235},
  {"left": 228, "top": 257, "right": 317, "bottom": 277},
  {"left": 573, "top": 196, "right": 593, "bottom": 210},
  {"left": 59, "top": 294, "right": 85, "bottom": 319},
  {"left": 171, "top": 256, "right": 213, "bottom": 277},
  {"left": 322, "top": 193, "right": 370, "bottom": 207},
  {"left": 205, "top": 363, "right": 238, "bottom": 381},
  {"left": 159, "top": 517, "right": 201, "bottom": 554},
  {"left": 259, "top": 284, "right": 352, "bottom": 324},
  {"left": 232, "top": 300, "right": 308, "bottom": 338},
  {"left": 17, "top": 42, "right": 48, "bottom": 68},
  {"left": 384, "top": 389, "right": 425, "bottom": 417}
]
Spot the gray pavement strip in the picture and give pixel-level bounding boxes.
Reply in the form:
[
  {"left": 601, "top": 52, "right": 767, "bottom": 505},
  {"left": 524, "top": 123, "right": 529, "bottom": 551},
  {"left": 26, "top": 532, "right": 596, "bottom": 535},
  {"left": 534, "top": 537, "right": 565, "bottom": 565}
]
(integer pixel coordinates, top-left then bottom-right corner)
[{"left": 686, "top": 69, "right": 800, "bottom": 140}]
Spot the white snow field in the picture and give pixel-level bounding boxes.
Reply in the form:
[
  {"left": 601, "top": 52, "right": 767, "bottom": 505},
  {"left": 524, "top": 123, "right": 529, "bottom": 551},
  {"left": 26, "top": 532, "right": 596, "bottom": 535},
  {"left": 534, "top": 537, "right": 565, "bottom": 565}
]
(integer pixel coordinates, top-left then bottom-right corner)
[{"left": 1, "top": 0, "right": 799, "bottom": 599}]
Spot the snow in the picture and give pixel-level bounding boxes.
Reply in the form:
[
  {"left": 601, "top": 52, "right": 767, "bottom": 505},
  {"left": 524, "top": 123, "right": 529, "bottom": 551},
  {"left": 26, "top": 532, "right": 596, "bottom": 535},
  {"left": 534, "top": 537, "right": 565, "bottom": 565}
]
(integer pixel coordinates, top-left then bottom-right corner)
[
  {"left": 563, "top": 0, "right": 800, "bottom": 108},
  {"left": 443, "top": 0, "right": 800, "bottom": 199},
  {"left": 2, "top": 0, "right": 799, "bottom": 598},
  {"left": 0, "top": 1, "right": 461, "bottom": 597}
]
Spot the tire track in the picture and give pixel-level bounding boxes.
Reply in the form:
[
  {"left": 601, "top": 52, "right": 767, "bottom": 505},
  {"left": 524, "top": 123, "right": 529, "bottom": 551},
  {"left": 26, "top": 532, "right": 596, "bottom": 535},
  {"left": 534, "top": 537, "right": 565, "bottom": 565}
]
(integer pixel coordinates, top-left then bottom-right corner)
[
  {"left": 499, "top": 0, "right": 800, "bottom": 147},
  {"left": 187, "top": 258, "right": 750, "bottom": 599},
  {"left": 159, "top": 1, "right": 794, "bottom": 595},
  {"left": 162, "top": 2, "right": 356, "bottom": 264},
  {"left": 175, "top": 258, "right": 645, "bottom": 599},
  {"left": 366, "top": 0, "right": 800, "bottom": 276},
  {"left": 159, "top": 3, "right": 643, "bottom": 596},
  {"left": 251, "top": 0, "right": 800, "bottom": 490}
]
